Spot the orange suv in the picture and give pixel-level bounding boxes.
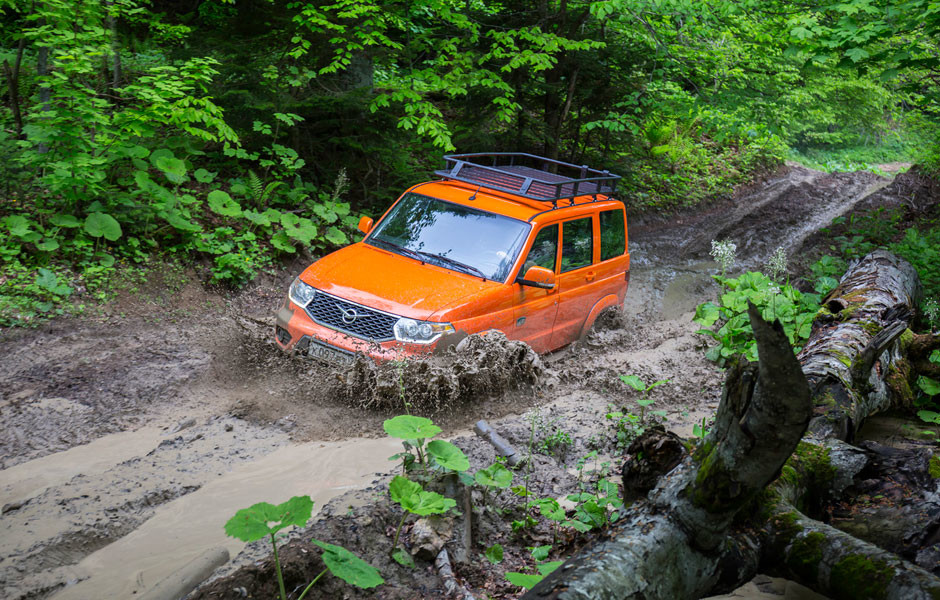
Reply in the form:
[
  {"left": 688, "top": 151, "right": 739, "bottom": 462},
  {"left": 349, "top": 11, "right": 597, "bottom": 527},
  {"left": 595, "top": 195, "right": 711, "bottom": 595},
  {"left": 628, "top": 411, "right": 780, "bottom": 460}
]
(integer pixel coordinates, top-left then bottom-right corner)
[{"left": 274, "top": 153, "right": 629, "bottom": 363}]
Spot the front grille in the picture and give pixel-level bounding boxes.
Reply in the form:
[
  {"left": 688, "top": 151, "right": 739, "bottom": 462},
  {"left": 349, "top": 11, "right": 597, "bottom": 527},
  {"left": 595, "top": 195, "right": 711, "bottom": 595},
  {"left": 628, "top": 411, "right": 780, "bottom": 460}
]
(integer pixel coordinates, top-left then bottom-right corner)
[{"left": 305, "top": 292, "right": 397, "bottom": 341}]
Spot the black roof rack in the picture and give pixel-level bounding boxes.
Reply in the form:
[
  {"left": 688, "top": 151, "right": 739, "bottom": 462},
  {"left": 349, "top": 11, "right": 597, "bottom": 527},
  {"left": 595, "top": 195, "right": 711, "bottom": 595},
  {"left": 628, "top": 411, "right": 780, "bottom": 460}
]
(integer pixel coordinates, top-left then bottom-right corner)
[{"left": 434, "top": 152, "right": 620, "bottom": 208}]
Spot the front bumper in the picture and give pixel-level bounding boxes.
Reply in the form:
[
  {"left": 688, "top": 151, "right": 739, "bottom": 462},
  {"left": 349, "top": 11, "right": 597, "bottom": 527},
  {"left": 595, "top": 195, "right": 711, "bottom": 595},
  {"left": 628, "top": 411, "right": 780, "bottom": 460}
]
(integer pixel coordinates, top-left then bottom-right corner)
[{"left": 274, "top": 300, "right": 441, "bottom": 361}]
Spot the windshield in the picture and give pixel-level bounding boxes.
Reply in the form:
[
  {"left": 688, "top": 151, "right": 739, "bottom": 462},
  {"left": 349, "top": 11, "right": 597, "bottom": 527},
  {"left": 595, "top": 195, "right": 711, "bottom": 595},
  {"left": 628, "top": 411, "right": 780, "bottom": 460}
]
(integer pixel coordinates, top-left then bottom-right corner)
[{"left": 368, "top": 192, "right": 530, "bottom": 282}]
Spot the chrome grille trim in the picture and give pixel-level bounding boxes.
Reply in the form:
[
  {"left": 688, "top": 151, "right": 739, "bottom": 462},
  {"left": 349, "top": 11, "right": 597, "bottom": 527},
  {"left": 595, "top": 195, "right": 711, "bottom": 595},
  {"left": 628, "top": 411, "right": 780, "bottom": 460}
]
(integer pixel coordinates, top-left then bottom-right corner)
[{"left": 304, "top": 291, "right": 398, "bottom": 342}]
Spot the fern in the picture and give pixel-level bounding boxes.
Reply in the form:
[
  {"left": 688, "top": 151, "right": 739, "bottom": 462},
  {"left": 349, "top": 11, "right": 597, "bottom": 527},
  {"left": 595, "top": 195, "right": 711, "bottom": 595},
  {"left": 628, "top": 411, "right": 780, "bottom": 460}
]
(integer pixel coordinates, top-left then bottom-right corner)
[
  {"left": 247, "top": 170, "right": 264, "bottom": 206},
  {"left": 260, "top": 181, "right": 283, "bottom": 207}
]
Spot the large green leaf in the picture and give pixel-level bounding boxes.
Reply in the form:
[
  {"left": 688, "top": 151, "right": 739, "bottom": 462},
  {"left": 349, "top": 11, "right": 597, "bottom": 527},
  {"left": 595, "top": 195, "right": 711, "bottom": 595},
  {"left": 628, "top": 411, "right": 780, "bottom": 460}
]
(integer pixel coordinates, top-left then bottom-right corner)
[
  {"left": 35, "top": 268, "right": 71, "bottom": 296},
  {"left": 155, "top": 155, "right": 187, "bottom": 184},
  {"left": 388, "top": 475, "right": 456, "bottom": 516},
  {"left": 193, "top": 168, "right": 216, "bottom": 183},
  {"left": 324, "top": 226, "right": 348, "bottom": 246},
  {"left": 383, "top": 415, "right": 441, "bottom": 440},
  {"left": 474, "top": 463, "right": 513, "bottom": 489},
  {"left": 35, "top": 238, "right": 60, "bottom": 252},
  {"left": 484, "top": 543, "right": 503, "bottom": 565},
  {"left": 270, "top": 231, "right": 296, "bottom": 253},
  {"left": 919, "top": 376, "right": 940, "bottom": 397},
  {"left": 618, "top": 374, "right": 646, "bottom": 392},
  {"left": 223, "top": 495, "right": 314, "bottom": 542},
  {"left": 50, "top": 214, "right": 81, "bottom": 228},
  {"left": 84, "top": 212, "right": 122, "bottom": 241},
  {"left": 4, "top": 215, "right": 34, "bottom": 237},
  {"left": 505, "top": 572, "right": 543, "bottom": 590},
  {"left": 207, "top": 190, "right": 242, "bottom": 218},
  {"left": 311, "top": 539, "right": 383, "bottom": 589},
  {"left": 427, "top": 440, "right": 469, "bottom": 472}
]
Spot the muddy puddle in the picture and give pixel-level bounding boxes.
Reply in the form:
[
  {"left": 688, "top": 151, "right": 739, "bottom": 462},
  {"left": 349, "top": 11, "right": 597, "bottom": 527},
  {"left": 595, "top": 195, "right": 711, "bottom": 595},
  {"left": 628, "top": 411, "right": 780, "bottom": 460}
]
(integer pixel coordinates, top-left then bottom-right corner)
[{"left": 0, "top": 164, "right": 905, "bottom": 600}]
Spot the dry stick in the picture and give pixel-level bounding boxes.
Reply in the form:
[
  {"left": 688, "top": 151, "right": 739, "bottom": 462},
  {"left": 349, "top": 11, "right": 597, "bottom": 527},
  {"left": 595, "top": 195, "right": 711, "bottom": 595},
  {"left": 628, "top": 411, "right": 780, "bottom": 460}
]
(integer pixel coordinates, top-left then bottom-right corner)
[
  {"left": 435, "top": 548, "right": 476, "bottom": 600},
  {"left": 473, "top": 420, "right": 523, "bottom": 467}
]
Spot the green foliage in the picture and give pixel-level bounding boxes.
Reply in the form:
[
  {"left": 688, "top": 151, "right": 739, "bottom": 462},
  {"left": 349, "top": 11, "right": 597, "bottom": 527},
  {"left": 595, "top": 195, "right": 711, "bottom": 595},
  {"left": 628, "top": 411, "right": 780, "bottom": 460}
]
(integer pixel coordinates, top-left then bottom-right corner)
[
  {"left": 505, "top": 560, "right": 563, "bottom": 590},
  {"left": 224, "top": 495, "right": 314, "bottom": 542},
  {"left": 309, "top": 539, "right": 384, "bottom": 589},
  {"left": 474, "top": 463, "right": 513, "bottom": 489},
  {"left": 383, "top": 414, "right": 469, "bottom": 476},
  {"left": 484, "top": 543, "right": 504, "bottom": 565},
  {"left": 223, "top": 496, "right": 382, "bottom": 599},
  {"left": 890, "top": 228, "right": 940, "bottom": 303},
  {"left": 694, "top": 271, "right": 820, "bottom": 363}
]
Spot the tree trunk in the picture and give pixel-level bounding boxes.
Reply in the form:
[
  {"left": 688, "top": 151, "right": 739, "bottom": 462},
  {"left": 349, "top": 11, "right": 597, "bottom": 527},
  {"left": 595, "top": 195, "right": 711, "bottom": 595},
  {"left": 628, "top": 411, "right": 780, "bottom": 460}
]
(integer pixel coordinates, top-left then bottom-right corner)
[
  {"left": 526, "top": 303, "right": 814, "bottom": 599},
  {"left": 800, "top": 250, "right": 921, "bottom": 440},
  {"left": 2, "top": 38, "right": 25, "bottom": 136},
  {"left": 525, "top": 251, "right": 939, "bottom": 600}
]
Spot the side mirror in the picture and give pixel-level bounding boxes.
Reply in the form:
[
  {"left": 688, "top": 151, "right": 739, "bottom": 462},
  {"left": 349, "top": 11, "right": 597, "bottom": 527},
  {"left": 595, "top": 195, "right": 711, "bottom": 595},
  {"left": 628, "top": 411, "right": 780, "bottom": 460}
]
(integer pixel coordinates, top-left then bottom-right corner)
[
  {"left": 358, "top": 216, "right": 374, "bottom": 235},
  {"left": 517, "top": 265, "right": 555, "bottom": 289}
]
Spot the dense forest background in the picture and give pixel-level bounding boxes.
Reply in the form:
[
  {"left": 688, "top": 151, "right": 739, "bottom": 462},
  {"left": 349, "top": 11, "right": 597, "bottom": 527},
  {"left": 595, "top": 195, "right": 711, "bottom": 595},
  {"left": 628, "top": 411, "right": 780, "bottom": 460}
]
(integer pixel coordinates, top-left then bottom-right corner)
[{"left": 1, "top": 0, "right": 939, "bottom": 324}]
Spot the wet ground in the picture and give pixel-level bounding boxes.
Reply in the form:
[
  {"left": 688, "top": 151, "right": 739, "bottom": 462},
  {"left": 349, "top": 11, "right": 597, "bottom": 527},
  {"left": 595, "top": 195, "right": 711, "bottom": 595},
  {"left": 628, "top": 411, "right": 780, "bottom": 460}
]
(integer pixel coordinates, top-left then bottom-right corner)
[{"left": 0, "top": 163, "right": 917, "bottom": 599}]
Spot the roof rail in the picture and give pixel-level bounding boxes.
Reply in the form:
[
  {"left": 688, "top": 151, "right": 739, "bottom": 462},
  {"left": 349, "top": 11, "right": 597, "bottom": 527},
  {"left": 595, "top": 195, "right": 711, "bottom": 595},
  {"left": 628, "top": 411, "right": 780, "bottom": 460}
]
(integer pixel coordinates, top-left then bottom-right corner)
[{"left": 434, "top": 152, "right": 620, "bottom": 207}]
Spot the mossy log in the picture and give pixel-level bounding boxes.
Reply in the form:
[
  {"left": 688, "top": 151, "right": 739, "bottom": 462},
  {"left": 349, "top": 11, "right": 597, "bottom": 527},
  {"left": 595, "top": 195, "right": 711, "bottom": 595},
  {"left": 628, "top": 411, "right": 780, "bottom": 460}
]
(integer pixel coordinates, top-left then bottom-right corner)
[
  {"left": 525, "top": 252, "right": 940, "bottom": 600},
  {"left": 800, "top": 250, "right": 921, "bottom": 440},
  {"left": 525, "top": 304, "right": 814, "bottom": 599}
]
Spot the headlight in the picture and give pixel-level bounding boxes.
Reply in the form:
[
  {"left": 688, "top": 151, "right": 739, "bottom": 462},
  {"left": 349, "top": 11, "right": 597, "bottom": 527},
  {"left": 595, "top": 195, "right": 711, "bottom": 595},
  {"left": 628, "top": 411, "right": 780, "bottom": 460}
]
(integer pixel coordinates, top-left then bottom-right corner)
[
  {"left": 393, "top": 318, "right": 455, "bottom": 344},
  {"left": 288, "top": 278, "right": 316, "bottom": 307}
]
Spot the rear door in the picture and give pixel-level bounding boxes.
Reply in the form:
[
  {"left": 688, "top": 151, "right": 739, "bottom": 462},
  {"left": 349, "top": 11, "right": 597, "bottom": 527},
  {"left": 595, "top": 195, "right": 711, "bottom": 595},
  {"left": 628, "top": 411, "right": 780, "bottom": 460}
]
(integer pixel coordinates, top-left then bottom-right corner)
[
  {"left": 511, "top": 223, "right": 559, "bottom": 353},
  {"left": 549, "top": 214, "right": 603, "bottom": 348}
]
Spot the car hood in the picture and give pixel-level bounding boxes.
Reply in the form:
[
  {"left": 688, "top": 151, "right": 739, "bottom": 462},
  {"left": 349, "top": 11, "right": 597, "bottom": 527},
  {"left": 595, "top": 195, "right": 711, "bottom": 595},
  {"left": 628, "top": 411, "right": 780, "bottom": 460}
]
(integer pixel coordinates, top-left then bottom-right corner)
[{"left": 300, "top": 243, "right": 499, "bottom": 320}]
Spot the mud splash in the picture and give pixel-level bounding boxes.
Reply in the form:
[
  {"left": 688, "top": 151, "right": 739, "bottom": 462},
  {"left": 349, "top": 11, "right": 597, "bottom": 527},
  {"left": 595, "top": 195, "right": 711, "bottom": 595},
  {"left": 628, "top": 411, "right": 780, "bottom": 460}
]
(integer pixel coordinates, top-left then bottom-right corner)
[{"left": 331, "top": 330, "right": 548, "bottom": 412}]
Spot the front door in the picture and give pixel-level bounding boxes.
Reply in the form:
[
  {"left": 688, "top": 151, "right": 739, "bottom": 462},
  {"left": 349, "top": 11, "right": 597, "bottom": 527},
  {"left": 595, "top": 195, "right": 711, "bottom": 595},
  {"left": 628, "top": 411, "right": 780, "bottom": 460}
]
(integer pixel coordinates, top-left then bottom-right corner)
[
  {"left": 512, "top": 223, "right": 559, "bottom": 353},
  {"left": 550, "top": 215, "right": 601, "bottom": 348}
]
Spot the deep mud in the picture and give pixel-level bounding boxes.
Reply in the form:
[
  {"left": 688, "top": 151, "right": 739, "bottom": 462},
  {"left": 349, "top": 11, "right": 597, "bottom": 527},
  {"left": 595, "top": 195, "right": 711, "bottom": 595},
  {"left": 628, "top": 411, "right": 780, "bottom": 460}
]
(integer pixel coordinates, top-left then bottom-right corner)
[{"left": 0, "top": 163, "right": 919, "bottom": 600}]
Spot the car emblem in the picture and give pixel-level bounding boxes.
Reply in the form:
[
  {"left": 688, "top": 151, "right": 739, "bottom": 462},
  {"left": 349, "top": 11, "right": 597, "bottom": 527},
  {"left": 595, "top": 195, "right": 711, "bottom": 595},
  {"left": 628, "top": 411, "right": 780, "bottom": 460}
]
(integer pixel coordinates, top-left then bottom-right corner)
[{"left": 338, "top": 304, "right": 359, "bottom": 324}]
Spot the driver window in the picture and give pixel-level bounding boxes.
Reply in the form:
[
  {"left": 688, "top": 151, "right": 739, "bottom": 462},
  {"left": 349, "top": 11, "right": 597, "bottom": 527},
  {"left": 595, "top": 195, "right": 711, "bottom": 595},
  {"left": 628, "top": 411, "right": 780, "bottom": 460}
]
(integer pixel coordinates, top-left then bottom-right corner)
[
  {"left": 522, "top": 224, "right": 558, "bottom": 273},
  {"left": 561, "top": 217, "right": 593, "bottom": 272}
]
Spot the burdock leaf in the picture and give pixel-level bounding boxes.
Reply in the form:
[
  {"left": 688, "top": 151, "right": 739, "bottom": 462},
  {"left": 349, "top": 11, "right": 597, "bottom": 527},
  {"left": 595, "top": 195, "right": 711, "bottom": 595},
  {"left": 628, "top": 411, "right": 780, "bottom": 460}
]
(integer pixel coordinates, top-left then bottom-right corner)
[
  {"left": 223, "top": 495, "right": 314, "bottom": 542},
  {"left": 427, "top": 440, "right": 469, "bottom": 472},
  {"left": 383, "top": 415, "right": 441, "bottom": 440},
  {"left": 311, "top": 539, "right": 383, "bottom": 589},
  {"left": 474, "top": 463, "right": 513, "bottom": 489},
  {"left": 84, "top": 212, "right": 122, "bottom": 241}
]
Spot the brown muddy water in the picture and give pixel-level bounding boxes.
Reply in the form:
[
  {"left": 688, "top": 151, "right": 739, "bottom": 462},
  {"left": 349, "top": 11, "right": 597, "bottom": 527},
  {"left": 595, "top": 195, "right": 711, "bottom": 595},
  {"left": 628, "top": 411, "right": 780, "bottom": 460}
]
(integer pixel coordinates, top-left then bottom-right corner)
[{"left": 0, "top": 164, "right": 909, "bottom": 599}]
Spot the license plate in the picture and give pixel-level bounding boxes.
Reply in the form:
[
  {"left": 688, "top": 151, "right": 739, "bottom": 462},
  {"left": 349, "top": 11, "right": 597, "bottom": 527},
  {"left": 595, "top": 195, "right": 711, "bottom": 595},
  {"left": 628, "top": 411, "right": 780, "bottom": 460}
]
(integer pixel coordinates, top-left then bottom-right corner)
[{"left": 307, "top": 340, "right": 355, "bottom": 366}]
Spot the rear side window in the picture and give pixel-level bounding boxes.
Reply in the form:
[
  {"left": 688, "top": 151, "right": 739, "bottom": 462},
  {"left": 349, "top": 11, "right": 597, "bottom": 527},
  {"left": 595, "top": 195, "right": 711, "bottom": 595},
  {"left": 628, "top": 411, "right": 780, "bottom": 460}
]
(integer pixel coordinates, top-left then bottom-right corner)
[
  {"left": 522, "top": 224, "right": 558, "bottom": 273},
  {"left": 600, "top": 209, "right": 625, "bottom": 261},
  {"left": 561, "top": 217, "right": 593, "bottom": 272}
]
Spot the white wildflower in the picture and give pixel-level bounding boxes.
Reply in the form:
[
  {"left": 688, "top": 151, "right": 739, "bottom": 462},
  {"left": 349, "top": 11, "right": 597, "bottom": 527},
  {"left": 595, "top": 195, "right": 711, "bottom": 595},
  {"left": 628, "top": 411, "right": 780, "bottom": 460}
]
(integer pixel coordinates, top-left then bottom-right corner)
[
  {"left": 710, "top": 239, "right": 737, "bottom": 278},
  {"left": 925, "top": 298, "right": 940, "bottom": 330},
  {"left": 766, "top": 246, "right": 788, "bottom": 283}
]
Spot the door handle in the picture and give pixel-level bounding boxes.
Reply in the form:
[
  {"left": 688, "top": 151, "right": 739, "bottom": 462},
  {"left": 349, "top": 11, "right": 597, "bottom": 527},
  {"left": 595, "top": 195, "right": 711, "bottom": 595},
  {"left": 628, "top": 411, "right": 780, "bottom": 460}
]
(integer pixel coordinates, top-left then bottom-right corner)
[{"left": 585, "top": 271, "right": 596, "bottom": 282}]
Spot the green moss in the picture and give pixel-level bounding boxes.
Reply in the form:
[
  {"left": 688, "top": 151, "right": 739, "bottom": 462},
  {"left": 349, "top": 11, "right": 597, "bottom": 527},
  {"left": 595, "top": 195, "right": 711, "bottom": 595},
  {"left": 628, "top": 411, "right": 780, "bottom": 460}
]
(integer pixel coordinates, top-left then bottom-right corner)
[
  {"left": 831, "top": 349, "right": 853, "bottom": 367},
  {"left": 786, "top": 531, "right": 826, "bottom": 583},
  {"left": 886, "top": 361, "right": 914, "bottom": 406},
  {"left": 899, "top": 328, "right": 915, "bottom": 351},
  {"left": 829, "top": 555, "right": 894, "bottom": 599},
  {"left": 776, "top": 443, "right": 837, "bottom": 510},
  {"left": 861, "top": 320, "right": 883, "bottom": 336},
  {"left": 930, "top": 455, "right": 940, "bottom": 479},
  {"left": 838, "top": 304, "right": 862, "bottom": 321}
]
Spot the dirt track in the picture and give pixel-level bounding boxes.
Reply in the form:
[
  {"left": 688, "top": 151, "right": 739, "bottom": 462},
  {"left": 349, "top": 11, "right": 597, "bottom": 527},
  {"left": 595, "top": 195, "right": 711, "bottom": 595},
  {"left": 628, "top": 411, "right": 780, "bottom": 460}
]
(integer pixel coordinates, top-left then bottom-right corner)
[{"left": 0, "top": 164, "right": 905, "bottom": 599}]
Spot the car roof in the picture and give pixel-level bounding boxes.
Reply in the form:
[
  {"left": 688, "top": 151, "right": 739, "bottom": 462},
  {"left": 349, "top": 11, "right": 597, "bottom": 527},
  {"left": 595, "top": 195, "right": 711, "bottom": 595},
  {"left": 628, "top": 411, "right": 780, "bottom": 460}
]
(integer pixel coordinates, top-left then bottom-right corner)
[{"left": 408, "top": 180, "right": 623, "bottom": 224}]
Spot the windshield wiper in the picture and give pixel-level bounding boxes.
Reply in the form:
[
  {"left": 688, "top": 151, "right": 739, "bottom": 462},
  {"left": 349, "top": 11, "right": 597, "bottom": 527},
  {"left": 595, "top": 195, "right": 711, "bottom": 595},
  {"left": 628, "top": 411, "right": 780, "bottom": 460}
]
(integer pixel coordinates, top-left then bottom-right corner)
[
  {"left": 371, "top": 238, "right": 426, "bottom": 263},
  {"left": 417, "top": 251, "right": 487, "bottom": 280}
]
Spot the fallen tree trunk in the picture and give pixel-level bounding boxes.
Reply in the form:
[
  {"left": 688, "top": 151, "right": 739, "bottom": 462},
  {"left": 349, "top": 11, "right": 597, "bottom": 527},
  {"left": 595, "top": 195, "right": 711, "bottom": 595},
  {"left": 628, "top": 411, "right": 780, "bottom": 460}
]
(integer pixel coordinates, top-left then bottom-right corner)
[
  {"left": 800, "top": 250, "right": 921, "bottom": 440},
  {"left": 526, "top": 251, "right": 940, "bottom": 600},
  {"left": 526, "top": 304, "right": 813, "bottom": 599}
]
